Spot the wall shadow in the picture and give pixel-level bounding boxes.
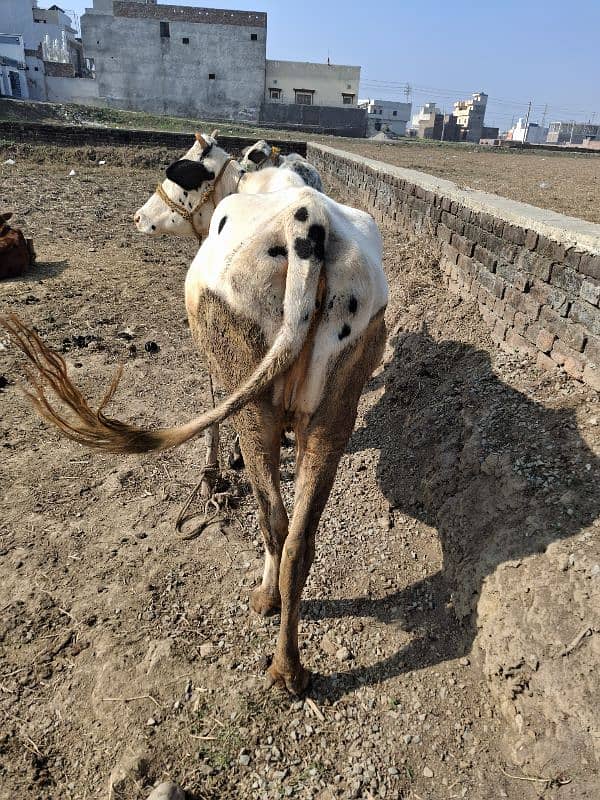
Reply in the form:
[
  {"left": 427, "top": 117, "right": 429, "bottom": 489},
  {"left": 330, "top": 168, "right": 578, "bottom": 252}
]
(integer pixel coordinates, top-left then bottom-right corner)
[{"left": 304, "top": 328, "right": 599, "bottom": 701}]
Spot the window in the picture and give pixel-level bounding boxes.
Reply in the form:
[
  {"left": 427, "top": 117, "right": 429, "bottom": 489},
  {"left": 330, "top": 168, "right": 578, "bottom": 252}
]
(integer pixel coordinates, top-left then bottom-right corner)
[
  {"left": 269, "top": 87, "right": 281, "bottom": 100},
  {"left": 160, "top": 21, "right": 170, "bottom": 38},
  {"left": 342, "top": 93, "right": 354, "bottom": 105},
  {"left": 295, "top": 90, "right": 314, "bottom": 105},
  {"left": 182, "top": 37, "right": 189, "bottom": 44},
  {"left": 34, "top": 66, "right": 39, "bottom": 71},
  {"left": 208, "top": 73, "right": 215, "bottom": 80},
  {"left": 392, "top": 110, "right": 397, "bottom": 116},
  {"left": 251, "top": 33, "right": 257, "bottom": 40}
]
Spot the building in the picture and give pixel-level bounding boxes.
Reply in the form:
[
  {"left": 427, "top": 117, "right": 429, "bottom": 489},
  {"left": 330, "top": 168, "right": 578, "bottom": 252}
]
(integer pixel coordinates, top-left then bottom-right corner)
[
  {"left": 0, "top": 33, "right": 29, "bottom": 98},
  {"left": 546, "top": 121, "right": 600, "bottom": 145},
  {"left": 453, "top": 91, "right": 488, "bottom": 142},
  {"left": 410, "top": 102, "right": 438, "bottom": 132},
  {"left": 2, "top": 1, "right": 85, "bottom": 99},
  {"left": 261, "top": 59, "right": 365, "bottom": 136},
  {"left": 359, "top": 98, "right": 412, "bottom": 137},
  {"left": 265, "top": 60, "right": 360, "bottom": 108},
  {"left": 81, "top": 0, "right": 267, "bottom": 121},
  {"left": 507, "top": 117, "right": 548, "bottom": 144}
]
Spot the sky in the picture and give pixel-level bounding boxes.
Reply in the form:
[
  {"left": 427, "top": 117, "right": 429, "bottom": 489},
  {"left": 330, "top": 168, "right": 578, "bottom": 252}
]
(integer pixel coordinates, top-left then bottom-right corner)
[{"left": 60, "top": 0, "right": 600, "bottom": 130}]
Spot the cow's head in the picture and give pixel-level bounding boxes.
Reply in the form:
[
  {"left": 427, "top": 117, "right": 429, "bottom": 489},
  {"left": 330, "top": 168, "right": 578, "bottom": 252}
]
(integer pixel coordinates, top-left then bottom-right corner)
[
  {"left": 134, "top": 131, "right": 235, "bottom": 239},
  {"left": 239, "top": 140, "right": 273, "bottom": 172}
]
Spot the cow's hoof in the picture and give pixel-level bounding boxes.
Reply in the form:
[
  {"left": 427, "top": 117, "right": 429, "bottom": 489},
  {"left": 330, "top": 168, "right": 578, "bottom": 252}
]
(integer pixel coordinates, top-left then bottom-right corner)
[
  {"left": 250, "top": 587, "right": 281, "bottom": 617},
  {"left": 266, "top": 662, "right": 311, "bottom": 695}
]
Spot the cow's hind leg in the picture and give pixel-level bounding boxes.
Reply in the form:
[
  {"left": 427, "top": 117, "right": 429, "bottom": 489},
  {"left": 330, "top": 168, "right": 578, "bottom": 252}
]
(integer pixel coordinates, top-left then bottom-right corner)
[
  {"left": 267, "top": 311, "right": 386, "bottom": 694},
  {"left": 236, "top": 403, "right": 287, "bottom": 616}
]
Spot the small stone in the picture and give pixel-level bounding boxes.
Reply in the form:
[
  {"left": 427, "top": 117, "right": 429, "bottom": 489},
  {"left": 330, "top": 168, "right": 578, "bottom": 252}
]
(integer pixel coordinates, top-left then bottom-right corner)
[
  {"left": 378, "top": 514, "right": 392, "bottom": 530},
  {"left": 321, "top": 636, "right": 338, "bottom": 657},
  {"left": 238, "top": 753, "right": 251, "bottom": 767},
  {"left": 336, "top": 647, "right": 351, "bottom": 662},
  {"left": 147, "top": 782, "right": 185, "bottom": 800},
  {"left": 423, "top": 766, "right": 434, "bottom": 778},
  {"left": 459, "top": 657, "right": 470, "bottom": 666},
  {"left": 200, "top": 643, "right": 213, "bottom": 657},
  {"left": 146, "top": 717, "right": 158, "bottom": 726},
  {"left": 402, "top": 734, "right": 412, "bottom": 745}
]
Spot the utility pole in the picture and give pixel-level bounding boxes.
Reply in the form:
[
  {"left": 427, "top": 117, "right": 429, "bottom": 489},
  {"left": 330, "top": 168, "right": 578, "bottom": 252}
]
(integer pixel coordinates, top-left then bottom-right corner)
[
  {"left": 569, "top": 120, "right": 576, "bottom": 144},
  {"left": 523, "top": 100, "right": 532, "bottom": 145},
  {"left": 404, "top": 83, "right": 411, "bottom": 103},
  {"left": 441, "top": 108, "right": 446, "bottom": 141},
  {"left": 541, "top": 103, "right": 548, "bottom": 128}
]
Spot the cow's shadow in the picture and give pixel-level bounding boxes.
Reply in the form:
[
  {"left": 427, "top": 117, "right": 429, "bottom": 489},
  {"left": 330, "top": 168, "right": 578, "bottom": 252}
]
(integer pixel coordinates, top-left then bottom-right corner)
[{"left": 304, "top": 327, "right": 600, "bottom": 701}]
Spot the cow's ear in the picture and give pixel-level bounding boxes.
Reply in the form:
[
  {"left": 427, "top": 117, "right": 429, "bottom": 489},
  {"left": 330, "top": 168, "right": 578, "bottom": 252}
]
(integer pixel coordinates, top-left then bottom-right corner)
[
  {"left": 0, "top": 212, "right": 13, "bottom": 222},
  {"left": 165, "top": 159, "right": 215, "bottom": 191},
  {"left": 247, "top": 149, "right": 268, "bottom": 165}
]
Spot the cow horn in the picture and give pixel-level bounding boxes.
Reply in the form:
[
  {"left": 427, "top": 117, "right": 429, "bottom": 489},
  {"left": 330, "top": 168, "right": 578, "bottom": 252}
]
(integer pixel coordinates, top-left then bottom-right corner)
[
  {"left": 210, "top": 129, "right": 219, "bottom": 140},
  {"left": 195, "top": 132, "right": 208, "bottom": 147}
]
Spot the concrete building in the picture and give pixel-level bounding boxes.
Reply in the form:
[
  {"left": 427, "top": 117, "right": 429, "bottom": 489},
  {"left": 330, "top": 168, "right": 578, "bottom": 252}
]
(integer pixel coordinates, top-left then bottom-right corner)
[
  {"left": 0, "top": 33, "right": 29, "bottom": 98},
  {"left": 410, "top": 102, "right": 438, "bottom": 132},
  {"left": 2, "top": 1, "right": 84, "bottom": 99},
  {"left": 507, "top": 117, "right": 548, "bottom": 144},
  {"left": 547, "top": 121, "right": 600, "bottom": 145},
  {"left": 81, "top": 0, "right": 267, "bottom": 121},
  {"left": 359, "top": 98, "right": 412, "bottom": 137},
  {"left": 453, "top": 91, "right": 488, "bottom": 142},
  {"left": 265, "top": 59, "right": 360, "bottom": 108}
]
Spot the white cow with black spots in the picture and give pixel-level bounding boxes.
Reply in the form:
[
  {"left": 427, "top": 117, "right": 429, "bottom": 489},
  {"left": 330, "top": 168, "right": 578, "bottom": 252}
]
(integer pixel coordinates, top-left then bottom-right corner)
[
  {"left": 4, "top": 132, "right": 387, "bottom": 695},
  {"left": 239, "top": 139, "right": 323, "bottom": 192}
]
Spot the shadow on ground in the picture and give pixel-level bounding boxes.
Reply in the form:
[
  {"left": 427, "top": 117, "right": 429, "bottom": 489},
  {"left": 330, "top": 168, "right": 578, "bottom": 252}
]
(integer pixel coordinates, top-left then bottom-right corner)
[{"left": 304, "top": 328, "right": 599, "bottom": 701}]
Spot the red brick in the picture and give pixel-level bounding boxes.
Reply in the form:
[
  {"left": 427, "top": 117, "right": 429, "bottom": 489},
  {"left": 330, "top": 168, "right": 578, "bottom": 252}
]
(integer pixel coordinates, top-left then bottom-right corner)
[
  {"left": 583, "top": 364, "right": 600, "bottom": 391},
  {"left": 536, "top": 328, "right": 555, "bottom": 353}
]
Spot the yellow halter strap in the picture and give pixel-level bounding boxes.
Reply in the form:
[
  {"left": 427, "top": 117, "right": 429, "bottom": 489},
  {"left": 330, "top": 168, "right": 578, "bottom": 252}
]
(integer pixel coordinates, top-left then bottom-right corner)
[{"left": 156, "top": 157, "right": 234, "bottom": 242}]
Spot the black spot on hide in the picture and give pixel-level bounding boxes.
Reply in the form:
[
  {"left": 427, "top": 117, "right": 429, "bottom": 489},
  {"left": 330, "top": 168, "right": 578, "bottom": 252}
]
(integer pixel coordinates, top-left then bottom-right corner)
[
  {"left": 294, "top": 206, "right": 308, "bottom": 222},
  {"left": 338, "top": 324, "right": 351, "bottom": 340},
  {"left": 268, "top": 245, "right": 287, "bottom": 258},
  {"left": 308, "top": 224, "right": 325, "bottom": 260},
  {"left": 294, "top": 237, "right": 312, "bottom": 259},
  {"left": 218, "top": 216, "right": 227, "bottom": 234},
  {"left": 165, "top": 158, "right": 215, "bottom": 191},
  {"left": 349, "top": 296, "right": 358, "bottom": 313}
]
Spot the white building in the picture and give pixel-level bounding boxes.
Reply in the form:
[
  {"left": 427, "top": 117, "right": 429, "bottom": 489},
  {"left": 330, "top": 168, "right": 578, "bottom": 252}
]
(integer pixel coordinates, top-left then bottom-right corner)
[
  {"left": 410, "top": 102, "right": 438, "bottom": 131},
  {"left": 453, "top": 91, "right": 488, "bottom": 142},
  {"left": 265, "top": 60, "right": 360, "bottom": 108},
  {"left": 2, "top": 1, "right": 84, "bottom": 99},
  {"left": 508, "top": 117, "right": 548, "bottom": 145},
  {"left": 0, "top": 33, "right": 29, "bottom": 98},
  {"left": 359, "top": 98, "right": 412, "bottom": 137}
]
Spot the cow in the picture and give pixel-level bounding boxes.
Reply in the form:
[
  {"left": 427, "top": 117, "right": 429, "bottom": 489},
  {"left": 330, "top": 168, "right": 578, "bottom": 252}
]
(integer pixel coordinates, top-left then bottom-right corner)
[
  {"left": 0, "top": 212, "right": 35, "bottom": 279},
  {"left": 3, "top": 133, "right": 388, "bottom": 694},
  {"left": 134, "top": 132, "right": 315, "bottom": 477},
  {"left": 240, "top": 139, "right": 323, "bottom": 192}
]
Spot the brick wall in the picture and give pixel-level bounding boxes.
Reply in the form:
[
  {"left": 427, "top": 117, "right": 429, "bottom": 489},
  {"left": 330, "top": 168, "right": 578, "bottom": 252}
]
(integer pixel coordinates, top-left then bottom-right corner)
[
  {"left": 114, "top": 2, "right": 267, "bottom": 27},
  {"left": 308, "top": 142, "right": 600, "bottom": 390},
  {"left": 0, "top": 120, "right": 306, "bottom": 159},
  {"left": 43, "top": 62, "right": 75, "bottom": 78}
]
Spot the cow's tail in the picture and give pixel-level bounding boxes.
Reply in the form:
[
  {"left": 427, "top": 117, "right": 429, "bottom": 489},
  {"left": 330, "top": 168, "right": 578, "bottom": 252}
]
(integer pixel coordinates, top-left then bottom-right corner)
[{"left": 1, "top": 192, "right": 329, "bottom": 454}]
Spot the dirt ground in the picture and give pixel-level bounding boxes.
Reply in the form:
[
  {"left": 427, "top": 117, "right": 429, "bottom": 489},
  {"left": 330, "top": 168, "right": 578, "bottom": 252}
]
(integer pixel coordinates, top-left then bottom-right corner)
[
  {"left": 329, "top": 139, "right": 600, "bottom": 226},
  {"left": 0, "top": 145, "right": 599, "bottom": 800}
]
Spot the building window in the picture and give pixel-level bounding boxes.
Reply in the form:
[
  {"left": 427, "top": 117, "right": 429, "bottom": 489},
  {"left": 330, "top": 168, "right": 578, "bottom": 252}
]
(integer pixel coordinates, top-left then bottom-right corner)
[
  {"left": 342, "top": 93, "right": 354, "bottom": 105},
  {"left": 208, "top": 73, "right": 215, "bottom": 80},
  {"left": 160, "top": 21, "right": 170, "bottom": 38},
  {"left": 295, "top": 90, "right": 314, "bottom": 105},
  {"left": 269, "top": 87, "right": 281, "bottom": 100},
  {"left": 182, "top": 37, "right": 189, "bottom": 44},
  {"left": 392, "top": 110, "right": 397, "bottom": 116},
  {"left": 34, "top": 66, "right": 39, "bottom": 71},
  {"left": 251, "top": 33, "right": 257, "bottom": 40}
]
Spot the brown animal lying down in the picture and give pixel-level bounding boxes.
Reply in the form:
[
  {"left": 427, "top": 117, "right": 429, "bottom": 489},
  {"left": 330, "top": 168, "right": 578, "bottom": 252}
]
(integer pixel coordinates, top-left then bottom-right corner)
[{"left": 0, "top": 212, "right": 35, "bottom": 279}]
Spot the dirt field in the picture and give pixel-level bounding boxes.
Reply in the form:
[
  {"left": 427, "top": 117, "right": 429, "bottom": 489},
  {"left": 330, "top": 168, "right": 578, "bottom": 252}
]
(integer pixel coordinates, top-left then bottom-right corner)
[
  {"left": 1, "top": 146, "right": 599, "bottom": 800},
  {"left": 330, "top": 139, "right": 600, "bottom": 226}
]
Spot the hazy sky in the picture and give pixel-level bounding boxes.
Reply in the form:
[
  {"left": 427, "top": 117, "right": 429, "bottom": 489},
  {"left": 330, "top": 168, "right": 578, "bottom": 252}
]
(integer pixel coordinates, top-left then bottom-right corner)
[{"left": 61, "top": 0, "right": 599, "bottom": 130}]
